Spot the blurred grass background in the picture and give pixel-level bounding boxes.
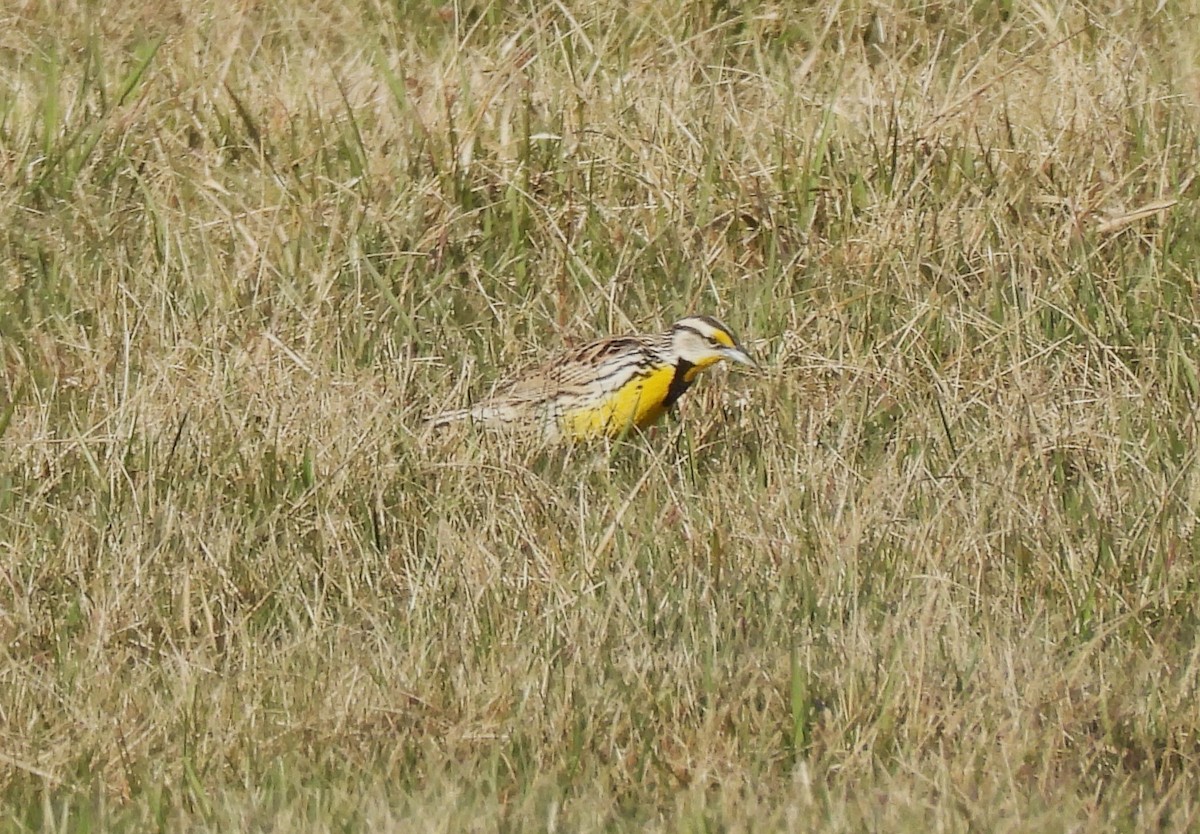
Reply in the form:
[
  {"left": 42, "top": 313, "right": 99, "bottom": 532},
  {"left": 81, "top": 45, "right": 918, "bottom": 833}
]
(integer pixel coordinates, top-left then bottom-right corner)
[{"left": 3, "top": 0, "right": 1200, "bottom": 830}]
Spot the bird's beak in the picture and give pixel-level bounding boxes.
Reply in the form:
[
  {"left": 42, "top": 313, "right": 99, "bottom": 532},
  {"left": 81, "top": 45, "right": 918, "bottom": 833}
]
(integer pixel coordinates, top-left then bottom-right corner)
[{"left": 723, "top": 346, "right": 757, "bottom": 368}]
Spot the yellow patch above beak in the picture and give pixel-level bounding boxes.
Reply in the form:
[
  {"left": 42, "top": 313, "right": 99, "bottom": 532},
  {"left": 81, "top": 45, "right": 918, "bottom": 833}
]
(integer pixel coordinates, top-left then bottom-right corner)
[{"left": 710, "top": 329, "right": 736, "bottom": 349}]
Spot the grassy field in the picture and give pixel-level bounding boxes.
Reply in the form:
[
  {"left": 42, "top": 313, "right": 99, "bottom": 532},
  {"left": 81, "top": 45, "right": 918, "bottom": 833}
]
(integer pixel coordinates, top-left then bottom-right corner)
[{"left": 3, "top": 0, "right": 1200, "bottom": 830}]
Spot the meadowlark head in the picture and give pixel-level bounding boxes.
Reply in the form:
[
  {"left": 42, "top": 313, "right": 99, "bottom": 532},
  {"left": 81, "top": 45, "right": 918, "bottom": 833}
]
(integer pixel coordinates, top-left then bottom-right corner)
[{"left": 668, "top": 315, "right": 757, "bottom": 371}]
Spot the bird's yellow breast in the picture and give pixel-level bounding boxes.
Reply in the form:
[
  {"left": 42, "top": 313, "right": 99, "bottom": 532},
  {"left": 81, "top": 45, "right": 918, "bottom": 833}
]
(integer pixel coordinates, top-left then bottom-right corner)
[{"left": 560, "top": 364, "right": 677, "bottom": 439}]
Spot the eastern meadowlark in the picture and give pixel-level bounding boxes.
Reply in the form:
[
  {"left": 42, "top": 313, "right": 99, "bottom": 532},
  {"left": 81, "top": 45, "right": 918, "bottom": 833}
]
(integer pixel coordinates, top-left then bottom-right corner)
[{"left": 429, "top": 315, "right": 756, "bottom": 441}]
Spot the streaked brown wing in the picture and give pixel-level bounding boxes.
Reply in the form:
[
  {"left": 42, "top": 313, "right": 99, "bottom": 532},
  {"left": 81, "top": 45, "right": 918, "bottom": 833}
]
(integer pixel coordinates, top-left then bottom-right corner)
[{"left": 490, "top": 336, "right": 652, "bottom": 401}]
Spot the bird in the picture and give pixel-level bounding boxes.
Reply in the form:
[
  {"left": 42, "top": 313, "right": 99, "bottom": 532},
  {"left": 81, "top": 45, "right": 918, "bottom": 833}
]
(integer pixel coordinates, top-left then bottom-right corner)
[{"left": 428, "top": 314, "right": 756, "bottom": 441}]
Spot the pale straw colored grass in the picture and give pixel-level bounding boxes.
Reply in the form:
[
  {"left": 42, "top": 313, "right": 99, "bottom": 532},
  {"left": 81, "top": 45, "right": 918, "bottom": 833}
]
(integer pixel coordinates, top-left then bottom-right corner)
[{"left": 2, "top": 0, "right": 1200, "bottom": 830}]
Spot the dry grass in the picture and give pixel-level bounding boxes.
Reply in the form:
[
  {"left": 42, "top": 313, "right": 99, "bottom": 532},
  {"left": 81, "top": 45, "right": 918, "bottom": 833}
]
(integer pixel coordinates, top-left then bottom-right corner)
[{"left": 3, "top": 0, "right": 1200, "bottom": 830}]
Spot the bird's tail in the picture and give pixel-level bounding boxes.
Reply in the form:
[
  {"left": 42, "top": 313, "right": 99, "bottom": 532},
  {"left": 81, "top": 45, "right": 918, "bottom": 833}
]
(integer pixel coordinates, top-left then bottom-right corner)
[{"left": 425, "top": 402, "right": 533, "bottom": 432}]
